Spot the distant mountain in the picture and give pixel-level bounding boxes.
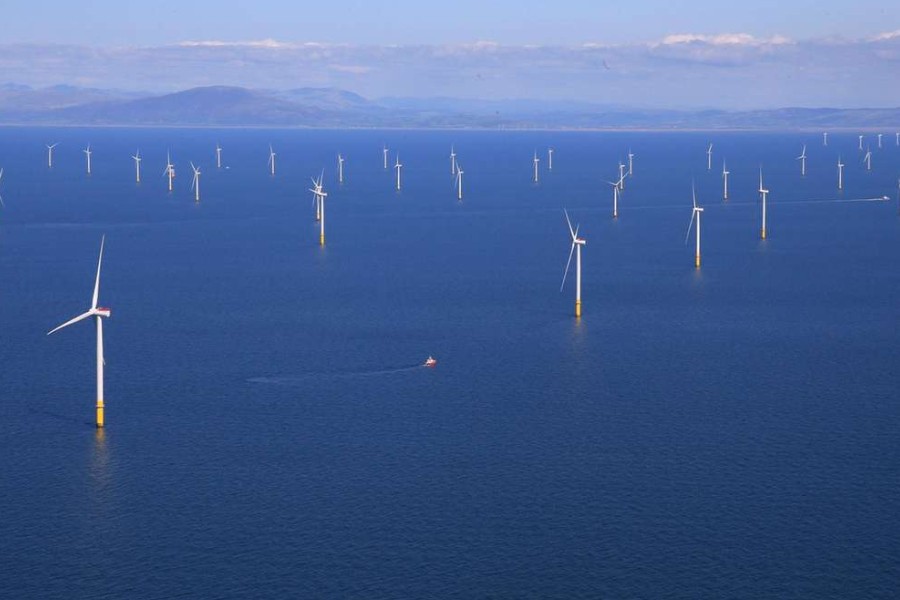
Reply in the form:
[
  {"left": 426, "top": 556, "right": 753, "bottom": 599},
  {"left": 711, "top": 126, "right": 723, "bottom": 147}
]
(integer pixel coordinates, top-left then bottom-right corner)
[{"left": 1, "top": 83, "right": 899, "bottom": 129}]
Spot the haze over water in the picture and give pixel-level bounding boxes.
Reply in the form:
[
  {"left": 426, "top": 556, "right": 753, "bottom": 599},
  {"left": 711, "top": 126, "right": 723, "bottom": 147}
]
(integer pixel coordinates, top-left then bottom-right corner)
[{"left": 1, "top": 128, "right": 898, "bottom": 598}]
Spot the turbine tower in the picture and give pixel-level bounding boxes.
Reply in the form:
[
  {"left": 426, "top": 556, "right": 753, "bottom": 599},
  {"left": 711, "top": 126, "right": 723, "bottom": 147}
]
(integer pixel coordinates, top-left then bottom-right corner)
[
  {"left": 560, "top": 210, "right": 586, "bottom": 318},
  {"left": 383, "top": 145, "right": 389, "bottom": 170},
  {"left": 338, "top": 153, "right": 345, "bottom": 184},
  {"left": 858, "top": 135, "right": 864, "bottom": 151},
  {"left": 863, "top": 147, "right": 872, "bottom": 171},
  {"left": 309, "top": 176, "right": 328, "bottom": 246},
  {"left": 722, "top": 160, "right": 730, "bottom": 200},
  {"left": 628, "top": 149, "right": 635, "bottom": 176},
  {"left": 47, "top": 143, "right": 59, "bottom": 168},
  {"left": 268, "top": 145, "right": 276, "bottom": 176},
  {"left": 394, "top": 155, "right": 402, "bottom": 191},
  {"left": 450, "top": 145, "right": 457, "bottom": 175},
  {"left": 132, "top": 149, "right": 142, "bottom": 183},
  {"left": 823, "top": 132, "right": 828, "bottom": 146},
  {"left": 84, "top": 145, "right": 92, "bottom": 175},
  {"left": 533, "top": 152, "right": 540, "bottom": 183},
  {"left": 47, "top": 236, "right": 111, "bottom": 428},
  {"left": 759, "top": 168, "right": 769, "bottom": 240},
  {"left": 685, "top": 183, "right": 704, "bottom": 268},
  {"left": 216, "top": 143, "right": 222, "bottom": 169},
  {"left": 164, "top": 151, "right": 175, "bottom": 192},
  {"left": 548, "top": 147, "right": 554, "bottom": 171},
  {"left": 190, "top": 162, "right": 201, "bottom": 203},
  {"left": 706, "top": 143, "right": 713, "bottom": 171},
  {"left": 878, "top": 133, "right": 883, "bottom": 149},
  {"left": 618, "top": 161, "right": 626, "bottom": 190},
  {"left": 605, "top": 178, "right": 621, "bottom": 218},
  {"left": 454, "top": 162, "right": 464, "bottom": 201},
  {"left": 797, "top": 145, "right": 807, "bottom": 176},
  {"left": 837, "top": 156, "right": 844, "bottom": 190}
]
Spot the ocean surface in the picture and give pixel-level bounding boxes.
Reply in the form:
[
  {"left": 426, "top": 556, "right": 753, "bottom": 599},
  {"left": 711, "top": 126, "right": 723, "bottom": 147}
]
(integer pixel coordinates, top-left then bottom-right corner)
[{"left": 1, "top": 127, "right": 898, "bottom": 599}]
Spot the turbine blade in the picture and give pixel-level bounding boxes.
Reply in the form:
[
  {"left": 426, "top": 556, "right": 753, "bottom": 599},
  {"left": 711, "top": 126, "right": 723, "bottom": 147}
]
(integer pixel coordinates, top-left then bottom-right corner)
[
  {"left": 564, "top": 209, "right": 575, "bottom": 241},
  {"left": 684, "top": 210, "right": 697, "bottom": 245},
  {"left": 47, "top": 310, "right": 93, "bottom": 335},
  {"left": 560, "top": 242, "right": 576, "bottom": 292},
  {"left": 91, "top": 235, "right": 105, "bottom": 309}
]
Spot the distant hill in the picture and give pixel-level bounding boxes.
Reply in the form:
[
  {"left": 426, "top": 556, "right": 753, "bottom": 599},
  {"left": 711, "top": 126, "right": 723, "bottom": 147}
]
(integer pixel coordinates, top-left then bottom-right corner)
[{"left": 1, "top": 83, "right": 899, "bottom": 129}]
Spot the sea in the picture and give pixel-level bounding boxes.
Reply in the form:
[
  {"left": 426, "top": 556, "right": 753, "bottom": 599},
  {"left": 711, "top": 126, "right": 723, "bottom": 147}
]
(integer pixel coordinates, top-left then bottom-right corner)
[{"left": 0, "top": 127, "right": 898, "bottom": 599}]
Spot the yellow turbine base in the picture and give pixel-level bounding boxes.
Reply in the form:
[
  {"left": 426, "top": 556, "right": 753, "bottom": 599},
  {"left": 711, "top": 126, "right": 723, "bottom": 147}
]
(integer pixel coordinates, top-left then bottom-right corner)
[
  {"left": 695, "top": 255, "right": 701, "bottom": 268},
  {"left": 96, "top": 401, "right": 104, "bottom": 428},
  {"left": 320, "top": 234, "right": 325, "bottom": 246},
  {"left": 575, "top": 300, "right": 582, "bottom": 318},
  {"left": 761, "top": 229, "right": 767, "bottom": 240}
]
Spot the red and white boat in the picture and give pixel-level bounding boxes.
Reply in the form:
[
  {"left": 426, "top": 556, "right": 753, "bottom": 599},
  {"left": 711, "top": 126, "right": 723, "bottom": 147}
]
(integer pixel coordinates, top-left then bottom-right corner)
[{"left": 423, "top": 356, "right": 437, "bottom": 368}]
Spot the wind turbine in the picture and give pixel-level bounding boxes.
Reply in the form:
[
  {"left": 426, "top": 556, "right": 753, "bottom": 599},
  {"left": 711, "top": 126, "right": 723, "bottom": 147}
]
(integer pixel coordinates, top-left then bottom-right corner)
[
  {"left": 896, "top": 132, "right": 899, "bottom": 147},
  {"left": 685, "top": 182, "right": 704, "bottom": 268},
  {"left": 897, "top": 178, "right": 900, "bottom": 214},
  {"left": 267, "top": 145, "right": 276, "bottom": 176},
  {"left": 560, "top": 210, "right": 586, "bottom": 318},
  {"left": 450, "top": 145, "right": 457, "bottom": 175},
  {"left": 548, "top": 147, "right": 554, "bottom": 171},
  {"left": 797, "top": 145, "right": 807, "bottom": 176},
  {"left": 132, "top": 149, "right": 142, "bottom": 183},
  {"left": 605, "top": 177, "right": 621, "bottom": 218},
  {"left": 863, "top": 147, "right": 872, "bottom": 171},
  {"left": 878, "top": 133, "right": 883, "bottom": 149},
  {"left": 337, "top": 153, "right": 345, "bottom": 184},
  {"left": 163, "top": 151, "right": 175, "bottom": 192},
  {"left": 383, "top": 145, "right": 389, "bottom": 170},
  {"left": 533, "top": 152, "right": 540, "bottom": 183},
  {"left": 310, "top": 171, "right": 324, "bottom": 221},
  {"left": 309, "top": 176, "right": 328, "bottom": 245},
  {"left": 837, "top": 156, "right": 844, "bottom": 190},
  {"left": 758, "top": 168, "right": 769, "bottom": 240},
  {"left": 706, "top": 143, "right": 713, "bottom": 171},
  {"left": 84, "top": 144, "right": 92, "bottom": 175},
  {"left": 454, "top": 162, "right": 464, "bottom": 201},
  {"left": 628, "top": 148, "right": 635, "bottom": 176},
  {"left": 394, "top": 154, "right": 402, "bottom": 191},
  {"left": 722, "top": 160, "right": 730, "bottom": 200},
  {"left": 46, "top": 143, "right": 59, "bottom": 168},
  {"left": 190, "top": 162, "right": 201, "bottom": 202},
  {"left": 47, "top": 236, "right": 111, "bottom": 428},
  {"left": 618, "top": 161, "right": 626, "bottom": 190},
  {"left": 823, "top": 132, "right": 828, "bottom": 146},
  {"left": 858, "top": 135, "right": 864, "bottom": 151},
  {"left": 216, "top": 143, "right": 222, "bottom": 169},
  {"left": 0, "top": 168, "right": 5, "bottom": 208}
]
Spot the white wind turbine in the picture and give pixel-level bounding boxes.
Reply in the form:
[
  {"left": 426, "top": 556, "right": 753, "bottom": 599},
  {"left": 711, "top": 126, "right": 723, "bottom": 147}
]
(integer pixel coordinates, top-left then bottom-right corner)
[
  {"left": 896, "top": 132, "right": 899, "bottom": 147},
  {"left": 394, "top": 154, "right": 403, "bottom": 191},
  {"left": 878, "top": 133, "right": 883, "bottom": 149},
  {"left": 310, "top": 171, "right": 324, "bottom": 221},
  {"left": 267, "top": 145, "right": 276, "bottom": 176},
  {"left": 132, "top": 149, "right": 142, "bottom": 183},
  {"left": 84, "top": 144, "right": 92, "bottom": 175},
  {"left": 837, "top": 156, "right": 844, "bottom": 190},
  {"left": 604, "top": 176, "right": 622, "bottom": 218},
  {"left": 46, "top": 143, "right": 59, "bottom": 168},
  {"left": 722, "top": 160, "right": 730, "bottom": 200},
  {"left": 190, "top": 162, "right": 201, "bottom": 202},
  {"left": 684, "top": 182, "right": 704, "bottom": 268},
  {"left": 560, "top": 210, "right": 586, "bottom": 318},
  {"left": 383, "top": 145, "right": 389, "bottom": 170},
  {"left": 454, "top": 162, "right": 464, "bottom": 201},
  {"left": 706, "top": 143, "right": 713, "bottom": 171},
  {"left": 47, "top": 236, "right": 111, "bottom": 428},
  {"left": 533, "top": 152, "right": 540, "bottom": 183},
  {"left": 628, "top": 149, "right": 635, "bottom": 176},
  {"left": 758, "top": 168, "right": 770, "bottom": 239},
  {"left": 216, "top": 143, "right": 222, "bottom": 169},
  {"left": 338, "top": 153, "right": 345, "bottom": 184},
  {"left": 823, "top": 132, "right": 828, "bottom": 146},
  {"left": 858, "top": 135, "right": 864, "bottom": 150},
  {"left": 0, "top": 168, "right": 5, "bottom": 208},
  {"left": 617, "top": 161, "right": 626, "bottom": 190},
  {"left": 797, "top": 144, "right": 807, "bottom": 176},
  {"left": 164, "top": 151, "right": 175, "bottom": 192},
  {"left": 863, "top": 147, "right": 872, "bottom": 171},
  {"left": 548, "top": 147, "right": 554, "bottom": 171},
  {"left": 309, "top": 175, "right": 328, "bottom": 245},
  {"left": 450, "top": 145, "right": 457, "bottom": 175}
]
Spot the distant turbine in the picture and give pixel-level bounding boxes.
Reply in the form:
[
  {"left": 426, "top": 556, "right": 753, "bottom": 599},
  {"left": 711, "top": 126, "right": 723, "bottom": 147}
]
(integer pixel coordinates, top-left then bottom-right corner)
[
  {"left": 548, "top": 147, "right": 554, "bottom": 171},
  {"left": 878, "top": 133, "right": 883, "bottom": 149},
  {"left": 132, "top": 149, "right": 142, "bottom": 183},
  {"left": 0, "top": 168, "right": 5, "bottom": 208},
  {"left": 533, "top": 152, "right": 540, "bottom": 183},
  {"left": 47, "top": 236, "right": 111, "bottom": 428},
  {"left": 706, "top": 143, "right": 713, "bottom": 171},
  {"left": 858, "top": 135, "right": 864, "bottom": 151},
  {"left": 604, "top": 177, "right": 621, "bottom": 219},
  {"left": 309, "top": 175, "right": 328, "bottom": 246},
  {"left": 837, "top": 156, "right": 844, "bottom": 190},
  {"left": 823, "top": 132, "right": 828, "bottom": 146},
  {"left": 684, "top": 182, "right": 704, "bottom": 268},
  {"left": 164, "top": 151, "right": 175, "bottom": 192},
  {"left": 450, "top": 145, "right": 457, "bottom": 175},
  {"left": 722, "top": 160, "right": 730, "bottom": 200},
  {"left": 267, "top": 145, "right": 276, "bottom": 176},
  {"left": 797, "top": 144, "right": 807, "bottom": 176},
  {"left": 190, "top": 162, "right": 201, "bottom": 203},
  {"left": 338, "top": 153, "right": 345, "bottom": 184},
  {"left": 394, "top": 154, "right": 402, "bottom": 191},
  {"left": 627, "top": 148, "right": 635, "bottom": 176},
  {"left": 46, "top": 143, "right": 59, "bottom": 168},
  {"left": 560, "top": 210, "right": 586, "bottom": 318},
  {"left": 216, "top": 143, "right": 222, "bottom": 169},
  {"left": 454, "top": 162, "right": 464, "bottom": 201},
  {"left": 896, "top": 132, "right": 899, "bottom": 147},
  {"left": 863, "top": 147, "right": 872, "bottom": 171},
  {"left": 758, "top": 168, "right": 769, "bottom": 240},
  {"left": 84, "top": 144, "right": 92, "bottom": 175},
  {"left": 897, "top": 178, "right": 900, "bottom": 214},
  {"left": 618, "top": 161, "right": 626, "bottom": 190},
  {"left": 383, "top": 145, "right": 389, "bottom": 170}
]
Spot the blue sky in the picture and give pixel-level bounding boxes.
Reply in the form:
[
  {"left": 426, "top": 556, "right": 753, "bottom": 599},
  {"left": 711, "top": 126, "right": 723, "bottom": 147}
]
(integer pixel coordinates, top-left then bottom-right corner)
[{"left": 3, "top": 1, "right": 900, "bottom": 108}]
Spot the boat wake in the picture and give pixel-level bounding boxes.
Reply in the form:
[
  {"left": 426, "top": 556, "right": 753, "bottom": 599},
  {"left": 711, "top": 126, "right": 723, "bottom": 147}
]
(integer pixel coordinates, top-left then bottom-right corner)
[{"left": 248, "top": 364, "right": 426, "bottom": 386}]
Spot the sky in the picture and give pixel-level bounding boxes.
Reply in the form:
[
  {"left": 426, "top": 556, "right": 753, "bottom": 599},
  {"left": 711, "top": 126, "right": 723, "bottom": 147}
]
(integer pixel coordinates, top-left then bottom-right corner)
[{"left": 3, "top": 0, "right": 900, "bottom": 108}]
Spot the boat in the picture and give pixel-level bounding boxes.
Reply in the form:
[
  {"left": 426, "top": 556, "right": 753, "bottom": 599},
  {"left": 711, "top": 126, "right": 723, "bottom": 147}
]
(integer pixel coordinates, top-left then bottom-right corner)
[{"left": 424, "top": 356, "right": 437, "bottom": 368}]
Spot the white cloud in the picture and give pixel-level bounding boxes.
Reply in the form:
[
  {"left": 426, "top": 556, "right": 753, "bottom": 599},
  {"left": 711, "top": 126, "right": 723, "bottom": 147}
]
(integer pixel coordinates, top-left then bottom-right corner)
[
  {"left": 871, "top": 30, "right": 900, "bottom": 41},
  {"left": 659, "top": 33, "right": 792, "bottom": 46},
  {"left": 177, "top": 38, "right": 299, "bottom": 49}
]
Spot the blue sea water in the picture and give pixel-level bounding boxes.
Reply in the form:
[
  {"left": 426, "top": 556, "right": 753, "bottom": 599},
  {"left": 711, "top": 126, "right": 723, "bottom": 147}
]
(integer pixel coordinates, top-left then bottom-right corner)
[{"left": 0, "top": 127, "right": 899, "bottom": 599}]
